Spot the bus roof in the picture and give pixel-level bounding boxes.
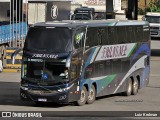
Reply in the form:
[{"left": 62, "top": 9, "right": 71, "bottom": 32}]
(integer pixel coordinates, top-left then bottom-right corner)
[{"left": 33, "top": 20, "right": 149, "bottom": 28}]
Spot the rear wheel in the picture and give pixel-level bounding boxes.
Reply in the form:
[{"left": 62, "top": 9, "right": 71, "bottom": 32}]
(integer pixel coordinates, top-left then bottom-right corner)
[
  {"left": 76, "top": 86, "right": 88, "bottom": 106},
  {"left": 87, "top": 85, "right": 96, "bottom": 104},
  {"left": 132, "top": 78, "right": 139, "bottom": 95},
  {"left": 124, "top": 79, "right": 132, "bottom": 96},
  {"left": 1, "top": 46, "right": 6, "bottom": 67}
]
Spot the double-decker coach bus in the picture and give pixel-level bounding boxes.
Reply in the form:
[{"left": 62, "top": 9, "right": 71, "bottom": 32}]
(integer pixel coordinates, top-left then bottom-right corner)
[{"left": 19, "top": 20, "right": 150, "bottom": 106}]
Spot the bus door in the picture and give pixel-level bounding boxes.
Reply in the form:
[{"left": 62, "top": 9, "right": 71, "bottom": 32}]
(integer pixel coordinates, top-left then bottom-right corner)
[{"left": 68, "top": 27, "right": 87, "bottom": 100}]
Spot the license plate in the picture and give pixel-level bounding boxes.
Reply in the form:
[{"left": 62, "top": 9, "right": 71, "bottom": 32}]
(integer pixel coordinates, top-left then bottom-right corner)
[{"left": 38, "top": 98, "right": 47, "bottom": 102}]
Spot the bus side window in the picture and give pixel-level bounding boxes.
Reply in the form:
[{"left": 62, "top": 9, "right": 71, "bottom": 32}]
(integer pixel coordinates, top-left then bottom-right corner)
[
  {"left": 135, "top": 26, "right": 143, "bottom": 42},
  {"left": 86, "top": 29, "right": 92, "bottom": 47},
  {"left": 104, "top": 60, "right": 112, "bottom": 75},
  {"left": 94, "top": 62, "right": 99, "bottom": 77},
  {"left": 102, "top": 27, "right": 109, "bottom": 45},
  {"left": 126, "top": 26, "right": 135, "bottom": 43},
  {"left": 112, "top": 60, "right": 121, "bottom": 74},
  {"left": 117, "top": 26, "right": 126, "bottom": 44},
  {"left": 84, "top": 64, "right": 94, "bottom": 79},
  {"left": 94, "top": 28, "right": 100, "bottom": 46},
  {"left": 98, "top": 62, "right": 105, "bottom": 76},
  {"left": 86, "top": 28, "right": 99, "bottom": 47},
  {"left": 108, "top": 27, "right": 117, "bottom": 45},
  {"left": 97, "top": 28, "right": 106, "bottom": 45},
  {"left": 121, "top": 59, "right": 130, "bottom": 73},
  {"left": 143, "top": 26, "right": 150, "bottom": 42}
]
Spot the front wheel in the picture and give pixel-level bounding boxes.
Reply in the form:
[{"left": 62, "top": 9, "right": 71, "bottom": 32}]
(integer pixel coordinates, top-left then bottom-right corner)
[
  {"left": 87, "top": 85, "right": 96, "bottom": 104},
  {"left": 76, "top": 86, "right": 88, "bottom": 106}
]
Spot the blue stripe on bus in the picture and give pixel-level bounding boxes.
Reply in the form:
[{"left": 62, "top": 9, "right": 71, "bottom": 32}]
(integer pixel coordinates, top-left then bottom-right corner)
[
  {"left": 131, "top": 43, "right": 150, "bottom": 64},
  {"left": 81, "top": 48, "right": 96, "bottom": 79}
]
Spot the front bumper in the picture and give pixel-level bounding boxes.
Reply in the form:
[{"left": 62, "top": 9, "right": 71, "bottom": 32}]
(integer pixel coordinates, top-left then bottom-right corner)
[{"left": 20, "top": 88, "right": 69, "bottom": 103}]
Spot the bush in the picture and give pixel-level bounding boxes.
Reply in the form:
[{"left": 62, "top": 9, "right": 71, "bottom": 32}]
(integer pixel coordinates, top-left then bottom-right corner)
[
  {"left": 146, "top": 0, "right": 160, "bottom": 12},
  {"left": 138, "top": 8, "right": 145, "bottom": 15}
]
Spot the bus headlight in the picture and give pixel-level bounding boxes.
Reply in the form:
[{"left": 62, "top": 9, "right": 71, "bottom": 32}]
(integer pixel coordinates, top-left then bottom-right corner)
[
  {"left": 57, "top": 83, "right": 74, "bottom": 92},
  {"left": 20, "top": 86, "right": 28, "bottom": 90}
]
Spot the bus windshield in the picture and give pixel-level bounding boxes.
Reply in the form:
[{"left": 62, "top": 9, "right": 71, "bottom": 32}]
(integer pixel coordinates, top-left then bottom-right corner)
[
  {"left": 24, "top": 27, "right": 72, "bottom": 53},
  {"left": 22, "top": 57, "right": 69, "bottom": 85},
  {"left": 145, "top": 15, "right": 160, "bottom": 23},
  {"left": 72, "top": 13, "right": 92, "bottom": 20}
]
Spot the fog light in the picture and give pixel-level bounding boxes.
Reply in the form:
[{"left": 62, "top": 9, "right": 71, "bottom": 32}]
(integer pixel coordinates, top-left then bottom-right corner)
[{"left": 20, "top": 86, "right": 28, "bottom": 90}]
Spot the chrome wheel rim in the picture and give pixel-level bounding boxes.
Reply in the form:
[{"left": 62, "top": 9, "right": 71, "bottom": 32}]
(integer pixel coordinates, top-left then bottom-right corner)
[
  {"left": 88, "top": 88, "right": 94, "bottom": 101},
  {"left": 128, "top": 82, "right": 132, "bottom": 94},
  {"left": 133, "top": 80, "right": 138, "bottom": 91},
  {"left": 80, "top": 90, "right": 85, "bottom": 102}
]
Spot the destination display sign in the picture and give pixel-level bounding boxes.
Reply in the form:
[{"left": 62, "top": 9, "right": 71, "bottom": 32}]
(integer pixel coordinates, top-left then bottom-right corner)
[{"left": 95, "top": 43, "right": 137, "bottom": 61}]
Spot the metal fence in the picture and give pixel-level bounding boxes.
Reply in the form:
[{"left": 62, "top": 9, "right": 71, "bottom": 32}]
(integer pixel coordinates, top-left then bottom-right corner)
[{"left": 0, "top": 0, "right": 28, "bottom": 48}]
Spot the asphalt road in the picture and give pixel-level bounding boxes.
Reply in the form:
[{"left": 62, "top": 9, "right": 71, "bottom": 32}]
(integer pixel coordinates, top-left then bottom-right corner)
[{"left": 0, "top": 41, "right": 160, "bottom": 119}]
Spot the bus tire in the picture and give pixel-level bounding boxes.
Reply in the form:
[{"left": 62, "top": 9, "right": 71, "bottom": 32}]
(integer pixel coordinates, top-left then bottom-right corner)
[
  {"left": 76, "top": 86, "right": 88, "bottom": 106},
  {"left": 124, "top": 79, "right": 132, "bottom": 96},
  {"left": 132, "top": 78, "right": 139, "bottom": 95},
  {"left": 0, "top": 46, "right": 2, "bottom": 59},
  {"left": 87, "top": 85, "right": 96, "bottom": 104}
]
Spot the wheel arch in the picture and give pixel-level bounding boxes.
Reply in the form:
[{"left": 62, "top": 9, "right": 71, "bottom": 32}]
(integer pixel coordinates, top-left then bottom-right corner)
[
  {"left": 92, "top": 82, "right": 97, "bottom": 96},
  {"left": 136, "top": 75, "right": 140, "bottom": 89},
  {"left": 83, "top": 84, "right": 89, "bottom": 92}
]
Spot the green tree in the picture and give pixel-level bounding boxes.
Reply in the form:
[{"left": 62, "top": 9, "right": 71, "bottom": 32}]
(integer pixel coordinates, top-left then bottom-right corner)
[{"left": 147, "top": 0, "right": 160, "bottom": 12}]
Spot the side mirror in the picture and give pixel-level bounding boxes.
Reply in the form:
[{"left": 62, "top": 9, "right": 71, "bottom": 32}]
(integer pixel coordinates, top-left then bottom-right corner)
[{"left": 11, "top": 48, "right": 23, "bottom": 64}]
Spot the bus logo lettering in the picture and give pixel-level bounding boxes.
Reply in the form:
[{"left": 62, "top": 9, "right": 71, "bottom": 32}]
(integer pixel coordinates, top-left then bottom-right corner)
[
  {"left": 32, "top": 54, "right": 58, "bottom": 59},
  {"left": 101, "top": 45, "right": 127, "bottom": 59},
  {"left": 96, "top": 43, "right": 136, "bottom": 61}
]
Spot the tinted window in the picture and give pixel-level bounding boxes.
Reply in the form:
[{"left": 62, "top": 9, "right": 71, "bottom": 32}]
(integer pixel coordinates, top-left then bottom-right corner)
[
  {"left": 145, "top": 15, "right": 160, "bottom": 23},
  {"left": 135, "top": 26, "right": 143, "bottom": 42},
  {"left": 108, "top": 27, "right": 117, "bottom": 44},
  {"left": 102, "top": 28, "right": 109, "bottom": 45},
  {"left": 121, "top": 59, "right": 130, "bottom": 73},
  {"left": 117, "top": 26, "right": 126, "bottom": 44},
  {"left": 126, "top": 26, "right": 135, "bottom": 43},
  {"left": 143, "top": 26, "right": 150, "bottom": 42},
  {"left": 86, "top": 28, "right": 99, "bottom": 47},
  {"left": 112, "top": 60, "right": 121, "bottom": 74},
  {"left": 84, "top": 63, "right": 94, "bottom": 79},
  {"left": 104, "top": 60, "right": 112, "bottom": 75},
  {"left": 24, "top": 27, "right": 72, "bottom": 53},
  {"left": 72, "top": 13, "right": 92, "bottom": 20}
]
